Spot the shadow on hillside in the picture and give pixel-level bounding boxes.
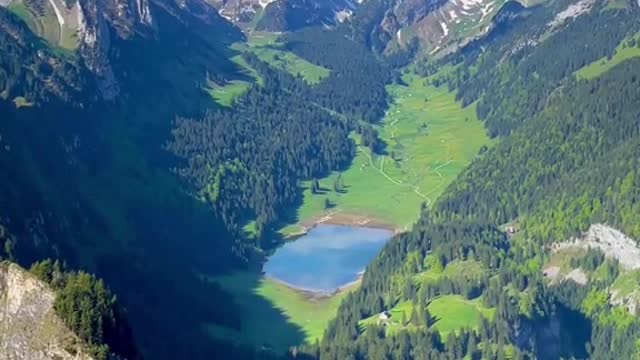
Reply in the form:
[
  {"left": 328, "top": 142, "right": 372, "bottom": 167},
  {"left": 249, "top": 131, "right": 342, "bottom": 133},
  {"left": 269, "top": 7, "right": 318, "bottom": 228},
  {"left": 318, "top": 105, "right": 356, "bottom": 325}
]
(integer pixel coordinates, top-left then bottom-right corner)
[
  {"left": 95, "top": 258, "right": 307, "bottom": 359},
  {"left": 94, "top": 195, "right": 307, "bottom": 359},
  {"left": 84, "top": 10, "right": 308, "bottom": 359}
]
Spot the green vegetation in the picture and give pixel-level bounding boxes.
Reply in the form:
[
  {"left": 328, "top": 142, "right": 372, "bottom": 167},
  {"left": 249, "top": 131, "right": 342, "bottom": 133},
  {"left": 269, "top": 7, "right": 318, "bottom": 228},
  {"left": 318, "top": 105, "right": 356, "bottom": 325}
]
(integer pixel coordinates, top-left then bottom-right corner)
[
  {"left": 7, "top": 0, "right": 78, "bottom": 50},
  {"left": 428, "top": 295, "right": 495, "bottom": 337},
  {"left": 414, "top": 259, "right": 486, "bottom": 285},
  {"left": 206, "top": 35, "right": 330, "bottom": 106},
  {"left": 283, "top": 73, "right": 490, "bottom": 234},
  {"left": 30, "top": 260, "right": 139, "bottom": 360},
  {"left": 250, "top": 46, "right": 330, "bottom": 85},
  {"left": 238, "top": 35, "right": 331, "bottom": 85},
  {"left": 206, "top": 54, "right": 260, "bottom": 107},
  {"left": 576, "top": 33, "right": 640, "bottom": 79},
  {"left": 610, "top": 270, "right": 640, "bottom": 299},
  {"left": 7, "top": 1, "right": 38, "bottom": 30},
  {"left": 360, "top": 295, "right": 494, "bottom": 338},
  {"left": 207, "top": 271, "right": 354, "bottom": 352},
  {"left": 208, "top": 79, "right": 252, "bottom": 107}
]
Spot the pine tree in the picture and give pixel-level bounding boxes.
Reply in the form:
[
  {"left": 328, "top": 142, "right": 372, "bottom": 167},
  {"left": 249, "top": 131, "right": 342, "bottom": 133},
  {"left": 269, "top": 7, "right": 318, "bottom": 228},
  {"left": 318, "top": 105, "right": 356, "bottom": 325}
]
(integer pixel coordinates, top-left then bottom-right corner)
[
  {"left": 424, "top": 307, "right": 433, "bottom": 327},
  {"left": 311, "top": 179, "right": 320, "bottom": 194}
]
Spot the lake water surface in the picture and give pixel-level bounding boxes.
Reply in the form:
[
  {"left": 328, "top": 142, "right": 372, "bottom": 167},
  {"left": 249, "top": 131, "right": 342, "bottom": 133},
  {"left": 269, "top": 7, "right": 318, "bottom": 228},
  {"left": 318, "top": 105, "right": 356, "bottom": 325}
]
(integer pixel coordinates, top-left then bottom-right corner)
[{"left": 264, "top": 224, "right": 393, "bottom": 293}]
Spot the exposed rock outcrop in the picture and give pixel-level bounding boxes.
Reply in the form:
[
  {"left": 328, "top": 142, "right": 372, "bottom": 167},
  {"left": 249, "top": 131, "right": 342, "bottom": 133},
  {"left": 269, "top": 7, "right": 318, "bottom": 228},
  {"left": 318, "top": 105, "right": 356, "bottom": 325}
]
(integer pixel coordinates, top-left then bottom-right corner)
[
  {"left": 210, "top": 0, "right": 360, "bottom": 30},
  {"left": 0, "top": 262, "right": 93, "bottom": 360},
  {"left": 551, "top": 224, "right": 640, "bottom": 270}
]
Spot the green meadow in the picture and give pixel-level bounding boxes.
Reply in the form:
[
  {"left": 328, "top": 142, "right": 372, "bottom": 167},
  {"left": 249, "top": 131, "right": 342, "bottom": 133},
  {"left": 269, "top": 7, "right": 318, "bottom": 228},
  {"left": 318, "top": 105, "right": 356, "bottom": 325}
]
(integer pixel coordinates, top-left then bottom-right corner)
[
  {"left": 239, "top": 34, "right": 330, "bottom": 85},
  {"left": 576, "top": 33, "right": 640, "bottom": 80},
  {"left": 281, "top": 73, "right": 491, "bottom": 234},
  {"left": 359, "top": 295, "right": 494, "bottom": 338},
  {"left": 249, "top": 45, "right": 330, "bottom": 85},
  {"left": 428, "top": 295, "right": 495, "bottom": 337},
  {"left": 206, "top": 271, "right": 354, "bottom": 352},
  {"left": 207, "top": 35, "right": 330, "bottom": 106}
]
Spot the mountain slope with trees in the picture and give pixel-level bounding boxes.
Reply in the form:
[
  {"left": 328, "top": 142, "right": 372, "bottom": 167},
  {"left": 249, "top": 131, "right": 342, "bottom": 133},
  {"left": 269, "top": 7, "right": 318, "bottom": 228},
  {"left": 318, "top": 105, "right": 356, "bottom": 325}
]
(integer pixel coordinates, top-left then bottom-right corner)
[{"left": 296, "top": 1, "right": 640, "bottom": 359}]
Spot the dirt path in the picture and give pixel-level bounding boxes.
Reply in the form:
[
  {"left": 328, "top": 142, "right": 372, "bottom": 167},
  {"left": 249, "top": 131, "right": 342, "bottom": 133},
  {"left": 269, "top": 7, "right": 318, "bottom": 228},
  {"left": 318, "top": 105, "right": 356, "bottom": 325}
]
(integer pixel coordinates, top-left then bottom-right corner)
[{"left": 359, "top": 145, "right": 432, "bottom": 205}]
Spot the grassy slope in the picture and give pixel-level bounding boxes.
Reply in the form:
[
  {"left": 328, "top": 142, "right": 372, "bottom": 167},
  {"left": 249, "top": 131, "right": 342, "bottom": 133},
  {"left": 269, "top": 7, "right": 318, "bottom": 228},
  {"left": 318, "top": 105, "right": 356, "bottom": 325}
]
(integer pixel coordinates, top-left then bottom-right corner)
[
  {"left": 610, "top": 269, "right": 640, "bottom": 299},
  {"left": 414, "top": 259, "right": 486, "bottom": 285},
  {"left": 207, "top": 35, "right": 329, "bottom": 107},
  {"left": 576, "top": 33, "right": 640, "bottom": 79},
  {"left": 428, "top": 295, "right": 496, "bottom": 337},
  {"left": 8, "top": 0, "right": 78, "bottom": 50},
  {"left": 206, "top": 54, "right": 260, "bottom": 107},
  {"left": 7, "top": 1, "right": 40, "bottom": 32},
  {"left": 360, "top": 295, "right": 494, "bottom": 338},
  {"left": 249, "top": 45, "right": 330, "bottom": 85},
  {"left": 243, "top": 35, "right": 330, "bottom": 85},
  {"left": 206, "top": 271, "right": 354, "bottom": 352},
  {"left": 281, "top": 73, "right": 490, "bottom": 234}
]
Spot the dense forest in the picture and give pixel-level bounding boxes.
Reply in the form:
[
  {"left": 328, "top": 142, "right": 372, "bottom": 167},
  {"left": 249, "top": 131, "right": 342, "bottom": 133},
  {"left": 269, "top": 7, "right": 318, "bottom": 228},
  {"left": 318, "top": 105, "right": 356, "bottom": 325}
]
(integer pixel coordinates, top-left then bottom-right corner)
[
  {"left": 3, "top": 0, "right": 640, "bottom": 358},
  {"left": 168, "top": 31, "right": 395, "bottom": 239},
  {"left": 292, "top": 1, "right": 640, "bottom": 359},
  {"left": 168, "top": 53, "right": 354, "bottom": 239}
]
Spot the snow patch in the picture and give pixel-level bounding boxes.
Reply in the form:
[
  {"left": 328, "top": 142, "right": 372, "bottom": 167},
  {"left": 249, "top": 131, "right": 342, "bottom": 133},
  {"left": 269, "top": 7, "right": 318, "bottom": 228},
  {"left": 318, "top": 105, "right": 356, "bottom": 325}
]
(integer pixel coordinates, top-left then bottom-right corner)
[
  {"left": 458, "top": 0, "right": 484, "bottom": 10},
  {"left": 259, "top": 0, "right": 276, "bottom": 8},
  {"left": 440, "top": 19, "right": 449, "bottom": 37},
  {"left": 335, "top": 9, "right": 352, "bottom": 23}
]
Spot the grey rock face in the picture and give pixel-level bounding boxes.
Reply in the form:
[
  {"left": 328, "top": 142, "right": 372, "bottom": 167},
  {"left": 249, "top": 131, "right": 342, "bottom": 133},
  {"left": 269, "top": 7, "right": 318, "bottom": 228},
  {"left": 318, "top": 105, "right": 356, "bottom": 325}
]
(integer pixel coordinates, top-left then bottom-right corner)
[{"left": 0, "top": 263, "right": 93, "bottom": 360}]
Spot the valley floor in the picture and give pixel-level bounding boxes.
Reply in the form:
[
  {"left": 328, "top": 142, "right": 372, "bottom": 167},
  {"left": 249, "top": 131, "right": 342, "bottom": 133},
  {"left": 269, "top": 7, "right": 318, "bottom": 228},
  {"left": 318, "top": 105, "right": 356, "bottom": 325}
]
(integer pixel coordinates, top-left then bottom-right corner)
[
  {"left": 205, "top": 65, "right": 493, "bottom": 353},
  {"left": 279, "top": 72, "right": 491, "bottom": 236},
  {"left": 205, "top": 271, "right": 355, "bottom": 352}
]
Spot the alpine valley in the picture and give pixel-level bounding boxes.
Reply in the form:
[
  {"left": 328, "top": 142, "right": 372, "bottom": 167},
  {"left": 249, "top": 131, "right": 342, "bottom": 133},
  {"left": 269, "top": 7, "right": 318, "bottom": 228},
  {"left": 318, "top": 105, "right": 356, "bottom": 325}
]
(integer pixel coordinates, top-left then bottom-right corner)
[{"left": 1, "top": 0, "right": 640, "bottom": 359}]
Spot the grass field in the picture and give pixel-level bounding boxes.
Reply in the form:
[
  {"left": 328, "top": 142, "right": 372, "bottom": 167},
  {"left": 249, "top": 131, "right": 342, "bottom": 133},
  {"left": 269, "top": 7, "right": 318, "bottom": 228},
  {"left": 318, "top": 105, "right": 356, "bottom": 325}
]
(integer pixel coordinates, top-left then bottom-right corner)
[
  {"left": 428, "top": 295, "right": 495, "bottom": 337},
  {"left": 360, "top": 295, "right": 494, "bottom": 337},
  {"left": 280, "top": 73, "right": 491, "bottom": 234},
  {"left": 208, "top": 35, "right": 329, "bottom": 106},
  {"left": 206, "top": 53, "right": 262, "bottom": 107},
  {"left": 414, "top": 259, "right": 486, "bottom": 285},
  {"left": 576, "top": 34, "right": 640, "bottom": 79},
  {"left": 250, "top": 45, "right": 330, "bottom": 84},
  {"left": 610, "top": 269, "right": 640, "bottom": 299},
  {"left": 206, "top": 271, "right": 355, "bottom": 352},
  {"left": 239, "top": 34, "right": 331, "bottom": 85}
]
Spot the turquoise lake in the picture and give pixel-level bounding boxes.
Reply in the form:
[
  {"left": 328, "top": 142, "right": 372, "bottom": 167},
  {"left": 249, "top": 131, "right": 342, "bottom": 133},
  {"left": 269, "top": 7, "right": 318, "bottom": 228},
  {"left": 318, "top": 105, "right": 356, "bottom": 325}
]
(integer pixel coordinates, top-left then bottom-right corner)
[{"left": 264, "top": 224, "right": 393, "bottom": 293}]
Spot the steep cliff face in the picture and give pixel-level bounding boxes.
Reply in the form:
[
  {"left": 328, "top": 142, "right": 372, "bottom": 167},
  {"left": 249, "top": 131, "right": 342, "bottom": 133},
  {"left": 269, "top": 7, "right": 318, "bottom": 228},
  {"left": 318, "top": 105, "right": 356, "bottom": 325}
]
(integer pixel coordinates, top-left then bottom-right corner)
[
  {"left": 357, "top": 0, "right": 518, "bottom": 56},
  {"left": 2, "top": 0, "right": 231, "bottom": 99},
  {"left": 0, "top": 262, "right": 94, "bottom": 360},
  {"left": 211, "top": 0, "right": 361, "bottom": 30}
]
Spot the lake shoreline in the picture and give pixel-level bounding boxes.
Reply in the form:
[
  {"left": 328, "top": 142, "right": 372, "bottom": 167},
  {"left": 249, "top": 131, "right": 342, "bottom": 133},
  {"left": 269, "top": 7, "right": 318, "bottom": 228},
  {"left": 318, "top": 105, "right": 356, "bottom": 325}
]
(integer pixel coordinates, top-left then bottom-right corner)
[
  {"left": 285, "top": 211, "right": 403, "bottom": 240},
  {"left": 264, "top": 271, "right": 363, "bottom": 300}
]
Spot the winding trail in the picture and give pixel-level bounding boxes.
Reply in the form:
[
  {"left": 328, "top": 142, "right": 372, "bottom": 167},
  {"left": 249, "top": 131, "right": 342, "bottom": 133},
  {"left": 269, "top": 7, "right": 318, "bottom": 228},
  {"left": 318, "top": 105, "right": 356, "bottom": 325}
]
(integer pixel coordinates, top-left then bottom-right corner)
[
  {"left": 368, "top": 90, "right": 456, "bottom": 206},
  {"left": 359, "top": 145, "right": 432, "bottom": 205}
]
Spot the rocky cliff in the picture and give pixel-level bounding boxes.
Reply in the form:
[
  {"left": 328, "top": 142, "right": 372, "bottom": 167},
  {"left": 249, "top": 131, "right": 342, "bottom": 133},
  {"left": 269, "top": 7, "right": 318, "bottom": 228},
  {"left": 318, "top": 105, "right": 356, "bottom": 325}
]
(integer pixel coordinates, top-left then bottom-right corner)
[
  {"left": 210, "top": 0, "right": 362, "bottom": 31},
  {"left": 0, "top": 262, "right": 93, "bottom": 360},
  {"left": 1, "top": 0, "right": 231, "bottom": 100}
]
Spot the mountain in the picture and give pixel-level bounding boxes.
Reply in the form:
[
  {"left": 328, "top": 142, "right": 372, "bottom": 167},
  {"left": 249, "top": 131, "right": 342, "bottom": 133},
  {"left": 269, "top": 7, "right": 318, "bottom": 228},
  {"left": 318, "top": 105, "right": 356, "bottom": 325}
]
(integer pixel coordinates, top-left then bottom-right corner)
[
  {"left": 210, "top": 0, "right": 362, "bottom": 31},
  {"left": 2, "top": 0, "right": 640, "bottom": 358},
  {"left": 1, "top": 261, "right": 139, "bottom": 360},
  {"left": 1, "top": 0, "right": 238, "bottom": 99},
  {"left": 305, "top": 0, "right": 640, "bottom": 358},
  {"left": 1, "top": 262, "right": 92, "bottom": 360},
  {"left": 346, "top": 0, "right": 537, "bottom": 57}
]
